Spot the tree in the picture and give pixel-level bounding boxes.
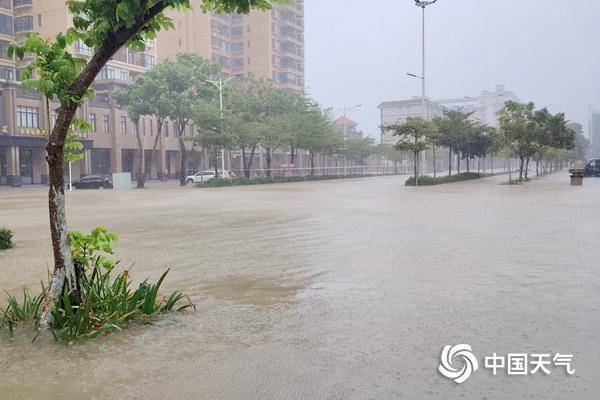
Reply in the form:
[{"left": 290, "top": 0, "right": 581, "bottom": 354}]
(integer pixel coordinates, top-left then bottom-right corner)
[
  {"left": 567, "top": 122, "right": 590, "bottom": 162},
  {"left": 382, "top": 117, "right": 437, "bottom": 185},
  {"left": 10, "top": 0, "right": 274, "bottom": 327},
  {"left": 294, "top": 103, "right": 340, "bottom": 176},
  {"left": 497, "top": 101, "right": 537, "bottom": 181},
  {"left": 346, "top": 137, "right": 376, "bottom": 174},
  {"left": 434, "top": 110, "right": 473, "bottom": 176},
  {"left": 193, "top": 101, "right": 233, "bottom": 176}
]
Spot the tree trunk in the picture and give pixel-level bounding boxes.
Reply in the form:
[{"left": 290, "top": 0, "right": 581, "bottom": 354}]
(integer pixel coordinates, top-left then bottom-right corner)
[
  {"left": 413, "top": 151, "right": 418, "bottom": 186},
  {"left": 290, "top": 147, "right": 296, "bottom": 165},
  {"left": 448, "top": 147, "right": 452, "bottom": 176},
  {"left": 466, "top": 156, "right": 470, "bottom": 173},
  {"left": 457, "top": 153, "right": 461, "bottom": 174},
  {"left": 309, "top": 152, "right": 315, "bottom": 176},
  {"left": 135, "top": 121, "right": 145, "bottom": 189},
  {"left": 432, "top": 143, "right": 437, "bottom": 179},
  {"left": 519, "top": 157, "right": 524, "bottom": 181},
  {"left": 147, "top": 125, "right": 161, "bottom": 181},
  {"left": 525, "top": 156, "right": 530, "bottom": 180},
  {"left": 242, "top": 147, "right": 256, "bottom": 178},
  {"left": 266, "top": 147, "right": 272, "bottom": 178},
  {"left": 177, "top": 121, "right": 188, "bottom": 186},
  {"left": 39, "top": 0, "right": 171, "bottom": 327}
]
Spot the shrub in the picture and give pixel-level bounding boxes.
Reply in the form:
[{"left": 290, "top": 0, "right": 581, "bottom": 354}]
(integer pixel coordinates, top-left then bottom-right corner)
[
  {"left": 0, "top": 227, "right": 193, "bottom": 342},
  {"left": 405, "top": 172, "right": 488, "bottom": 186},
  {"left": 0, "top": 228, "right": 13, "bottom": 250},
  {"left": 197, "top": 174, "right": 377, "bottom": 188}
]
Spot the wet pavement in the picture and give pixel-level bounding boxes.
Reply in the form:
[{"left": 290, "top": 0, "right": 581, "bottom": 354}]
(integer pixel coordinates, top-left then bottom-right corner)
[{"left": 0, "top": 173, "right": 599, "bottom": 399}]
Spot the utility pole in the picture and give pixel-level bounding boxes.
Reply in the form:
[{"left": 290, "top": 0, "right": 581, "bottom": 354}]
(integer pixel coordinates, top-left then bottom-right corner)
[
  {"left": 206, "top": 75, "right": 240, "bottom": 178},
  {"left": 336, "top": 104, "right": 362, "bottom": 176}
]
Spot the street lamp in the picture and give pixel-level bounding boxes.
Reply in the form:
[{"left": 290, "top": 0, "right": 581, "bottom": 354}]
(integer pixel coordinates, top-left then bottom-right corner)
[
  {"left": 206, "top": 75, "right": 241, "bottom": 178},
  {"left": 335, "top": 104, "right": 362, "bottom": 176},
  {"left": 412, "top": 0, "right": 438, "bottom": 121}
]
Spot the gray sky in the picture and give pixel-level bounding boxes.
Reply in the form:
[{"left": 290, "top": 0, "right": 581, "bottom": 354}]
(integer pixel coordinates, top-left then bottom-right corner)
[{"left": 305, "top": 0, "right": 600, "bottom": 139}]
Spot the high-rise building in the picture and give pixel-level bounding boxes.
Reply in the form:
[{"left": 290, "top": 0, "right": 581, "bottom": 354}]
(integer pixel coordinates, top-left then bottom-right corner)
[
  {"left": 157, "top": 0, "right": 305, "bottom": 91},
  {"left": 0, "top": 0, "right": 304, "bottom": 187},
  {"left": 587, "top": 106, "right": 600, "bottom": 147}
]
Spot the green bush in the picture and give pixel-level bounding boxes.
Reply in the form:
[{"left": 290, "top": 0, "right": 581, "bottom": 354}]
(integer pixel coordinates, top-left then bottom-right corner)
[
  {"left": 405, "top": 172, "right": 488, "bottom": 186},
  {"left": 0, "top": 228, "right": 13, "bottom": 250},
  {"left": 0, "top": 227, "right": 192, "bottom": 342},
  {"left": 197, "top": 174, "right": 377, "bottom": 188}
]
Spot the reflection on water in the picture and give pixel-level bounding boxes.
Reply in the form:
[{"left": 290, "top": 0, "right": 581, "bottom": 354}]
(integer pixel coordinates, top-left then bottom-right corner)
[{"left": 0, "top": 175, "right": 599, "bottom": 399}]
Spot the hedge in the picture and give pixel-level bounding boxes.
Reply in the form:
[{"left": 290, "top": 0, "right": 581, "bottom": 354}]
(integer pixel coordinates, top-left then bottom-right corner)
[{"left": 405, "top": 172, "right": 489, "bottom": 186}]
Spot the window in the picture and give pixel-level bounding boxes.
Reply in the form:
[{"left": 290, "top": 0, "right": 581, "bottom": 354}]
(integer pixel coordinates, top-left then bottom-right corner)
[
  {"left": 0, "top": 66, "right": 13, "bottom": 82},
  {"left": 0, "top": 14, "right": 13, "bottom": 36},
  {"left": 0, "top": 0, "right": 10, "bottom": 10},
  {"left": 149, "top": 119, "right": 153, "bottom": 136},
  {"left": 37, "top": 14, "right": 41, "bottom": 27},
  {"left": 231, "top": 58, "right": 244, "bottom": 69},
  {"left": 231, "top": 25, "right": 244, "bottom": 37},
  {"left": 120, "top": 116, "right": 127, "bottom": 134},
  {"left": 102, "top": 114, "right": 109, "bottom": 133},
  {"left": 132, "top": 120, "right": 138, "bottom": 135},
  {"left": 88, "top": 113, "right": 97, "bottom": 132},
  {"left": 17, "top": 106, "right": 39, "bottom": 128},
  {"left": 164, "top": 121, "right": 169, "bottom": 137},
  {"left": 0, "top": 41, "right": 9, "bottom": 59},
  {"left": 231, "top": 42, "right": 244, "bottom": 53},
  {"left": 14, "top": 15, "right": 33, "bottom": 32}
]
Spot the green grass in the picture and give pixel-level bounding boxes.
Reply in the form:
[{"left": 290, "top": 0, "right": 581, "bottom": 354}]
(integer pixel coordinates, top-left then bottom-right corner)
[
  {"left": 405, "top": 172, "right": 490, "bottom": 186},
  {"left": 197, "top": 174, "right": 379, "bottom": 188},
  {"left": 0, "top": 227, "right": 192, "bottom": 343},
  {"left": 0, "top": 227, "right": 13, "bottom": 250}
]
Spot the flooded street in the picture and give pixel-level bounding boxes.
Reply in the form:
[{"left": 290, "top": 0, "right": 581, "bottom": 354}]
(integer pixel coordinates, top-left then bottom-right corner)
[{"left": 0, "top": 174, "right": 599, "bottom": 399}]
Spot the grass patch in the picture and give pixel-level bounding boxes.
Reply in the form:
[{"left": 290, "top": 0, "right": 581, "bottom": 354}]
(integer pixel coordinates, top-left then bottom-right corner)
[
  {"left": 0, "top": 227, "right": 13, "bottom": 250},
  {"left": 197, "top": 174, "right": 379, "bottom": 188},
  {"left": 0, "top": 227, "right": 193, "bottom": 342},
  {"left": 405, "top": 172, "right": 490, "bottom": 186}
]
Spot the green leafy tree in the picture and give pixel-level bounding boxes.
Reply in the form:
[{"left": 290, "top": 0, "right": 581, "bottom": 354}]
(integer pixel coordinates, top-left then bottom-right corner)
[
  {"left": 434, "top": 110, "right": 473, "bottom": 176},
  {"left": 9, "top": 0, "right": 275, "bottom": 326},
  {"left": 193, "top": 102, "right": 233, "bottom": 177},
  {"left": 346, "top": 137, "right": 376, "bottom": 174},
  {"left": 382, "top": 117, "right": 438, "bottom": 185}
]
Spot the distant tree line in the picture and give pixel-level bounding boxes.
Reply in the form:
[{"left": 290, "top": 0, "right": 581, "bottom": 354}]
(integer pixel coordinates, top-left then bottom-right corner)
[
  {"left": 117, "top": 54, "right": 390, "bottom": 187},
  {"left": 383, "top": 101, "right": 588, "bottom": 184}
]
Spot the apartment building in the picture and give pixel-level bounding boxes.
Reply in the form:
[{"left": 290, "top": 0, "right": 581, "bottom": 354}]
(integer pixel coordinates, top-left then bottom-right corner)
[
  {"left": 1, "top": 0, "right": 303, "bottom": 186},
  {"left": 157, "top": 0, "right": 305, "bottom": 91}
]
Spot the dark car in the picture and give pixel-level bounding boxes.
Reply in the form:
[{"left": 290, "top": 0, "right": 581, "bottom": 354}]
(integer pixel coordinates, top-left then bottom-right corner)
[
  {"left": 584, "top": 159, "right": 600, "bottom": 177},
  {"left": 72, "top": 175, "right": 113, "bottom": 189}
]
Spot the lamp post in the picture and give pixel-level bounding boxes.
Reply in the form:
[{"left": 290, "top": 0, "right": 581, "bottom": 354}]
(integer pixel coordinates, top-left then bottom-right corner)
[
  {"left": 335, "top": 104, "right": 362, "bottom": 176},
  {"left": 408, "top": 0, "right": 438, "bottom": 179},
  {"left": 206, "top": 75, "right": 240, "bottom": 178}
]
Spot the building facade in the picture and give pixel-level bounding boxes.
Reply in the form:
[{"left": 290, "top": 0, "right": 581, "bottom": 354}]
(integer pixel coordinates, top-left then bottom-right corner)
[
  {"left": 378, "top": 97, "right": 443, "bottom": 145},
  {"left": 157, "top": 0, "right": 305, "bottom": 91},
  {"left": 334, "top": 116, "right": 363, "bottom": 140},
  {"left": 379, "top": 85, "right": 518, "bottom": 145},
  {"left": 587, "top": 106, "right": 600, "bottom": 147},
  {"left": 0, "top": 0, "right": 305, "bottom": 187}
]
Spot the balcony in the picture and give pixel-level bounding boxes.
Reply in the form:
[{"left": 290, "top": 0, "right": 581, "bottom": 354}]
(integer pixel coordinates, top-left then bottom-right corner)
[{"left": 13, "top": 0, "right": 31, "bottom": 9}]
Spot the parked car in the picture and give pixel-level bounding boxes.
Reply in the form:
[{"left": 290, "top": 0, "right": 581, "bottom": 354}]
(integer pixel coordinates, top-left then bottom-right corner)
[
  {"left": 584, "top": 159, "right": 600, "bottom": 177},
  {"left": 186, "top": 170, "right": 236, "bottom": 184},
  {"left": 72, "top": 175, "right": 113, "bottom": 189}
]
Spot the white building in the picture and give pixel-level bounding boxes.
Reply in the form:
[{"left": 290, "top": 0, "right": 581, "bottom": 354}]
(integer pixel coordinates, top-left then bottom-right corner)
[
  {"left": 379, "top": 85, "right": 518, "bottom": 145},
  {"left": 378, "top": 97, "right": 443, "bottom": 145}
]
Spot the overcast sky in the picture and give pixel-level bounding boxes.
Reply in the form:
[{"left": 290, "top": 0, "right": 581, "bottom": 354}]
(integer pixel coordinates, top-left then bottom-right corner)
[{"left": 305, "top": 0, "right": 600, "bottom": 140}]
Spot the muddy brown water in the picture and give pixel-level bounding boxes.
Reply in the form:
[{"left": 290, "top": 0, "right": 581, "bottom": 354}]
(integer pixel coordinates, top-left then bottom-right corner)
[{"left": 0, "top": 174, "right": 599, "bottom": 399}]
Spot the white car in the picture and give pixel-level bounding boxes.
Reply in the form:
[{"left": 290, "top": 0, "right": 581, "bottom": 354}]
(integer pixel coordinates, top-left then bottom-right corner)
[{"left": 186, "top": 170, "right": 235, "bottom": 184}]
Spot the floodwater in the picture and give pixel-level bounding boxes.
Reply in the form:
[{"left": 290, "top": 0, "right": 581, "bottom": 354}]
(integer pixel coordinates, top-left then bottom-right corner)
[{"left": 0, "top": 174, "right": 599, "bottom": 399}]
